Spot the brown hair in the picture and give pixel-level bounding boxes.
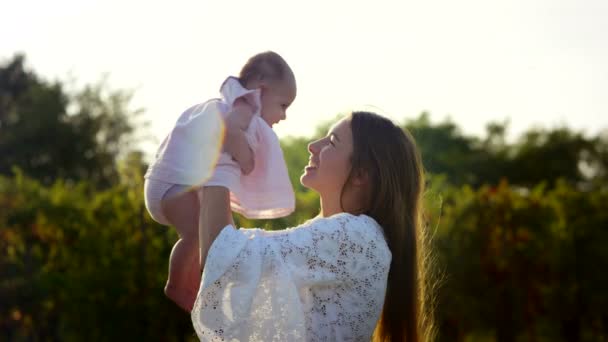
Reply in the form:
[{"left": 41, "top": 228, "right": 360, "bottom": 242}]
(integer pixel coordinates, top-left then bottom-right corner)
[
  {"left": 238, "top": 51, "right": 291, "bottom": 87},
  {"left": 346, "top": 111, "right": 434, "bottom": 341}
]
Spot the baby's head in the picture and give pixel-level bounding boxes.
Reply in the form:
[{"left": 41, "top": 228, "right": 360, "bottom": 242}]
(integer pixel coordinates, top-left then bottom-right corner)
[{"left": 238, "top": 51, "right": 297, "bottom": 127}]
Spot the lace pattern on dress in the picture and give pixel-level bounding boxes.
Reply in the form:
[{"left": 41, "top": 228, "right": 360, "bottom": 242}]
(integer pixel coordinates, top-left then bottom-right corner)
[{"left": 191, "top": 213, "right": 391, "bottom": 341}]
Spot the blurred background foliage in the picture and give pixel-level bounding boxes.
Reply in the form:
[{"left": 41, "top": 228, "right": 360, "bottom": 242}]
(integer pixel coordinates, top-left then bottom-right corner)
[{"left": 1, "top": 55, "right": 607, "bottom": 341}]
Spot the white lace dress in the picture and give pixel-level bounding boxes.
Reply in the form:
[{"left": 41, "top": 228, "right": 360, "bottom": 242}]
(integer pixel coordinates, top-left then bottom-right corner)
[{"left": 191, "top": 213, "right": 392, "bottom": 341}]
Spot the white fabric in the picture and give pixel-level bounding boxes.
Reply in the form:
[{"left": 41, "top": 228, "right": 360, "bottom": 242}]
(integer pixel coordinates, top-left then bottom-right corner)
[
  {"left": 144, "top": 100, "right": 225, "bottom": 186},
  {"left": 143, "top": 179, "right": 190, "bottom": 225},
  {"left": 205, "top": 78, "right": 295, "bottom": 219},
  {"left": 143, "top": 178, "right": 175, "bottom": 225},
  {"left": 144, "top": 77, "right": 295, "bottom": 220},
  {"left": 191, "top": 213, "right": 392, "bottom": 341}
]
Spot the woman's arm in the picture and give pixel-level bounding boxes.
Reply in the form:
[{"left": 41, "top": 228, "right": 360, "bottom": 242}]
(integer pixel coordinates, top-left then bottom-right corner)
[
  {"left": 199, "top": 100, "right": 254, "bottom": 269},
  {"left": 198, "top": 186, "right": 234, "bottom": 270}
]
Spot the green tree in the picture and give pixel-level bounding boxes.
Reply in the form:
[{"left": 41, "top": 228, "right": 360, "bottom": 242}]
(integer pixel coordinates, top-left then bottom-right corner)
[
  {"left": 507, "top": 127, "right": 596, "bottom": 187},
  {"left": 0, "top": 54, "right": 145, "bottom": 188},
  {"left": 404, "top": 113, "right": 603, "bottom": 189}
]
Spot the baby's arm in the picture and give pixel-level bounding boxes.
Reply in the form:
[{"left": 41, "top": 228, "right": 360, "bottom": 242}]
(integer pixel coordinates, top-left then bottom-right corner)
[{"left": 224, "top": 99, "right": 256, "bottom": 175}]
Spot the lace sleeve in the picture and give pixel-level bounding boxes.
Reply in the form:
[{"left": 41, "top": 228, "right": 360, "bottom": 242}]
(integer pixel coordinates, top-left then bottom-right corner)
[{"left": 191, "top": 213, "right": 391, "bottom": 341}]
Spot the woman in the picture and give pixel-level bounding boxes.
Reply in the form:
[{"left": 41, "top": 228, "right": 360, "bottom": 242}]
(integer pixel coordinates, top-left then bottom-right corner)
[{"left": 192, "top": 111, "right": 432, "bottom": 341}]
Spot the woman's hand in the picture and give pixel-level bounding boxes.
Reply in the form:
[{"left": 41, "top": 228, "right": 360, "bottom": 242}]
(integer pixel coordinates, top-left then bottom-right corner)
[{"left": 224, "top": 99, "right": 255, "bottom": 175}]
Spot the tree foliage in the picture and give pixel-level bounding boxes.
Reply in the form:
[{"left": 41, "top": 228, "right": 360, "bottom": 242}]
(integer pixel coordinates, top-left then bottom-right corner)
[
  {"left": 0, "top": 55, "right": 144, "bottom": 188},
  {"left": 1, "top": 55, "right": 607, "bottom": 341}
]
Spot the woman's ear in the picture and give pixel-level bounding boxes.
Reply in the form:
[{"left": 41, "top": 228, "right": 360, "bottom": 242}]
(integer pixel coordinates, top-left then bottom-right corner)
[
  {"left": 343, "top": 168, "right": 371, "bottom": 215},
  {"left": 350, "top": 168, "right": 369, "bottom": 187}
]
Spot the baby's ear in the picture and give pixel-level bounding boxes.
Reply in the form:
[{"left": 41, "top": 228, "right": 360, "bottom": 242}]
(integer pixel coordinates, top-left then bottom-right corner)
[
  {"left": 257, "top": 81, "right": 269, "bottom": 90},
  {"left": 245, "top": 78, "right": 264, "bottom": 90}
]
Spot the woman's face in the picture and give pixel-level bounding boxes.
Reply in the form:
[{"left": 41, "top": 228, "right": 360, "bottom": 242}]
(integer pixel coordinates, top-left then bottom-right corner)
[{"left": 300, "top": 117, "right": 354, "bottom": 197}]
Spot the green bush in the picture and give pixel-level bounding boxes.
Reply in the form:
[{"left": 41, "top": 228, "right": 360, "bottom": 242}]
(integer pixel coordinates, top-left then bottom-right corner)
[
  {"left": 432, "top": 180, "right": 608, "bottom": 342},
  {"left": 2, "top": 170, "right": 606, "bottom": 341},
  {"left": 0, "top": 170, "right": 196, "bottom": 341}
]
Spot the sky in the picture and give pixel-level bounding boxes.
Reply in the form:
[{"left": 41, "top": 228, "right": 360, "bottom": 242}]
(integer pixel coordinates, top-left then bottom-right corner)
[{"left": 2, "top": 0, "right": 607, "bottom": 156}]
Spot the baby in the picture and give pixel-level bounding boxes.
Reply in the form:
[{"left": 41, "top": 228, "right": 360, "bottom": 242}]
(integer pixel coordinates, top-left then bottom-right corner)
[{"left": 144, "top": 51, "right": 297, "bottom": 311}]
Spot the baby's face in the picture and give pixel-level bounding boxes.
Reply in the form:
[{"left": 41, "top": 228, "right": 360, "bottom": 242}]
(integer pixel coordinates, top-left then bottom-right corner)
[{"left": 259, "top": 76, "right": 297, "bottom": 127}]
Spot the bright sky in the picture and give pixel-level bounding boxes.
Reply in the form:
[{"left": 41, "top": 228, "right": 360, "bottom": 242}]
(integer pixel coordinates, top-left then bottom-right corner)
[{"left": 3, "top": 0, "right": 607, "bottom": 156}]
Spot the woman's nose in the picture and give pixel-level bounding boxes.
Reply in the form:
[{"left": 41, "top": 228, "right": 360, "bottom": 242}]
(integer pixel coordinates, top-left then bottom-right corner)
[
  {"left": 308, "top": 138, "right": 326, "bottom": 154},
  {"left": 308, "top": 140, "right": 319, "bottom": 154}
]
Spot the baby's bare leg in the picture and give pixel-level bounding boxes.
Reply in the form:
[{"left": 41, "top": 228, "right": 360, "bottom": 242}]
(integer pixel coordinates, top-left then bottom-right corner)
[{"left": 161, "top": 188, "right": 201, "bottom": 312}]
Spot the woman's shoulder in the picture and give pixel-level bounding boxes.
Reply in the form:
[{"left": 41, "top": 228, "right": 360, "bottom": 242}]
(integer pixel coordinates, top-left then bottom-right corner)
[
  {"left": 293, "top": 213, "right": 388, "bottom": 247},
  {"left": 297, "top": 213, "right": 392, "bottom": 273},
  {"left": 238, "top": 213, "right": 388, "bottom": 252},
  {"left": 242, "top": 213, "right": 391, "bottom": 266},
  {"left": 304, "top": 212, "right": 381, "bottom": 230}
]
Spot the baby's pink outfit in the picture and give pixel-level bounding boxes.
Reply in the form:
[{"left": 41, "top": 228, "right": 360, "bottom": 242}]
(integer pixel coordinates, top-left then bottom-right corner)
[{"left": 144, "top": 77, "right": 295, "bottom": 224}]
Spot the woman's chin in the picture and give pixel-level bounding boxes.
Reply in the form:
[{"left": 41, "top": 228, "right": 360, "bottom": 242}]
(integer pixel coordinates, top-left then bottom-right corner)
[
  {"left": 300, "top": 174, "right": 310, "bottom": 187},
  {"left": 300, "top": 169, "right": 316, "bottom": 189}
]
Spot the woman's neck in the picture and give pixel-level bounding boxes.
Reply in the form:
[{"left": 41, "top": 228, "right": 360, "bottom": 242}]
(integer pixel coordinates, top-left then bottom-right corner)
[{"left": 319, "top": 197, "right": 343, "bottom": 218}]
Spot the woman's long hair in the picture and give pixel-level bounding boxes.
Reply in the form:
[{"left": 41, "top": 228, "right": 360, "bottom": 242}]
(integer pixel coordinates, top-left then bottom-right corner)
[{"left": 347, "top": 111, "right": 434, "bottom": 341}]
